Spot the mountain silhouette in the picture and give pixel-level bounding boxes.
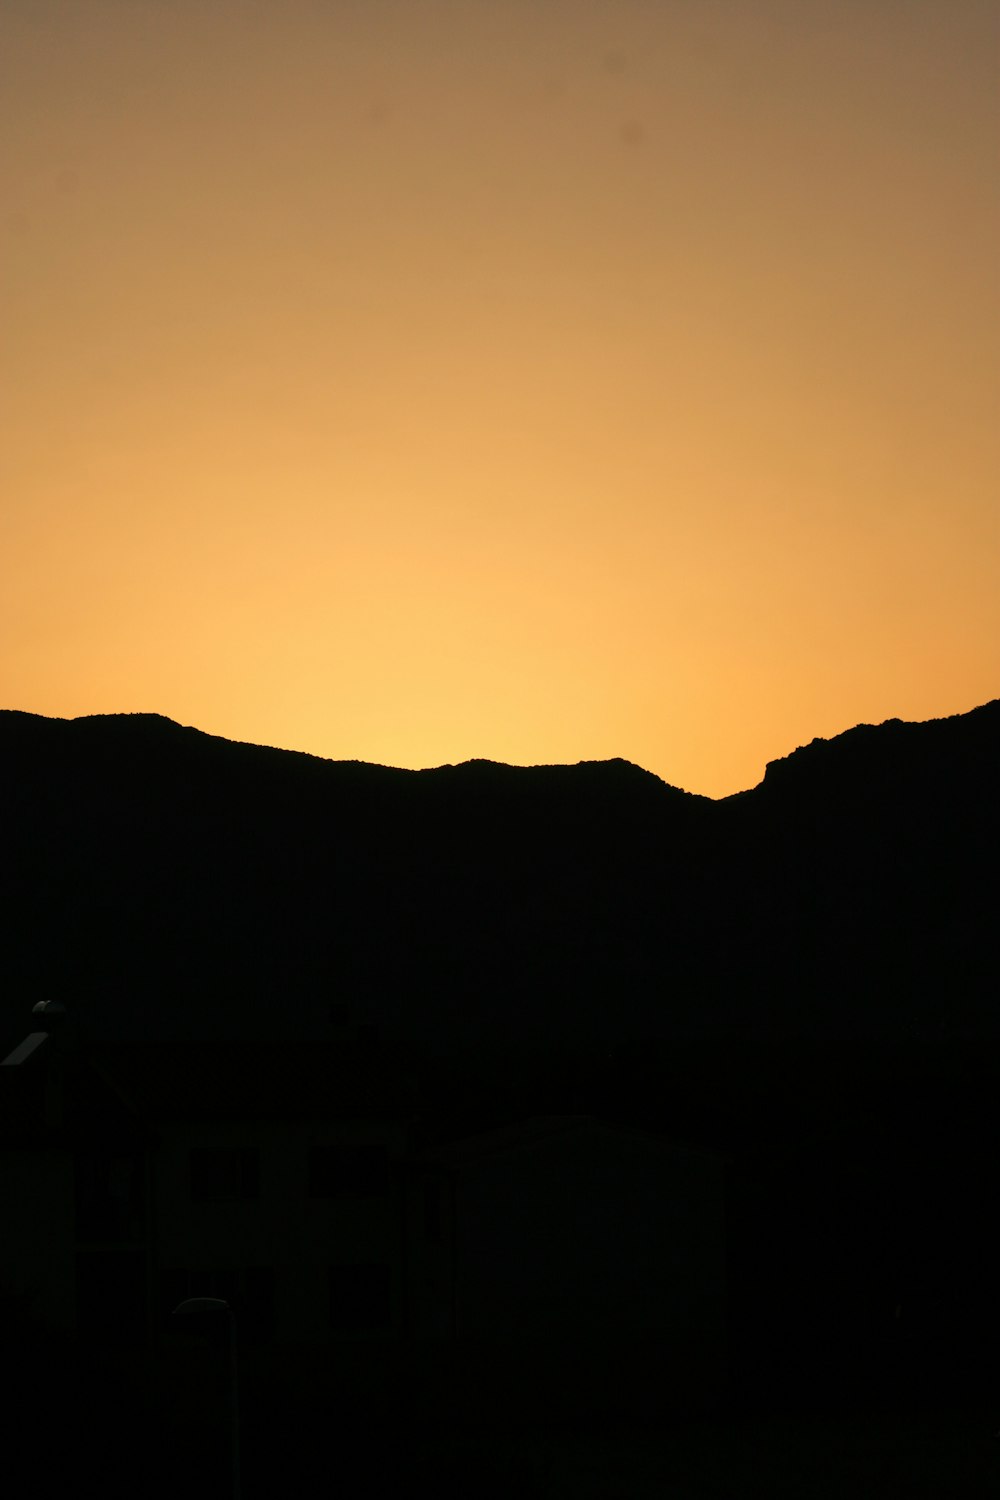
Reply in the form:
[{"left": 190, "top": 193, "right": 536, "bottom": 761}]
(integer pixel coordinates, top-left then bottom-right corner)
[
  {"left": 2, "top": 698, "right": 997, "bottom": 1137},
  {"left": 2, "top": 700, "right": 996, "bottom": 1055}
]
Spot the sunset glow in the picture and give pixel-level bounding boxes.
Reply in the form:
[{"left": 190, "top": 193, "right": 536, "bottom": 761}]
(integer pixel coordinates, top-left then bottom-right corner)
[{"left": 3, "top": 0, "right": 997, "bottom": 795}]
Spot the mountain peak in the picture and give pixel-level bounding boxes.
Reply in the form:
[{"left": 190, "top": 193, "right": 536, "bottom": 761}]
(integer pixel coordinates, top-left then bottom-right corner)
[{"left": 760, "top": 698, "right": 1000, "bottom": 792}]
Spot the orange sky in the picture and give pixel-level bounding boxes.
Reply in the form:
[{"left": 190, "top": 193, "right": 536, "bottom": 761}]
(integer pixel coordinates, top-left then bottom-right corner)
[{"left": 3, "top": 0, "right": 997, "bottom": 796}]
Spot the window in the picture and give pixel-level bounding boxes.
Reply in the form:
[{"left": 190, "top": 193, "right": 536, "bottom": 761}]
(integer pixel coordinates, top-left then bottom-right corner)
[
  {"left": 329, "top": 1263, "right": 392, "bottom": 1333},
  {"left": 74, "top": 1150, "right": 146, "bottom": 1242},
  {"left": 190, "top": 1146, "right": 259, "bottom": 1201},
  {"left": 423, "top": 1180, "right": 442, "bottom": 1242},
  {"left": 309, "top": 1142, "right": 388, "bottom": 1198}
]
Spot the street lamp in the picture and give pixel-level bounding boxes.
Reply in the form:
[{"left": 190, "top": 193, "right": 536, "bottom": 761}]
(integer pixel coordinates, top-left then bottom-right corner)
[{"left": 172, "top": 1296, "right": 240, "bottom": 1500}]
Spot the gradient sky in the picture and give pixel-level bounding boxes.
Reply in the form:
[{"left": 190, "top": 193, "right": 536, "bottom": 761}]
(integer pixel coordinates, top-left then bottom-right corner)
[{"left": 3, "top": 0, "right": 997, "bottom": 796}]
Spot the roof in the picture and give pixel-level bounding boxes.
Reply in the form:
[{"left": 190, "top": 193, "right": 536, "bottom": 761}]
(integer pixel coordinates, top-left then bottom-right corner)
[{"left": 1, "top": 1032, "right": 50, "bottom": 1068}]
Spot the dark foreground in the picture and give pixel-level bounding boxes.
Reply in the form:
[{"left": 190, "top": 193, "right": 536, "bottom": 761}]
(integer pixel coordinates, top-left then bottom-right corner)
[
  {"left": 410, "top": 1409, "right": 1000, "bottom": 1499},
  {"left": 6, "top": 1340, "right": 1000, "bottom": 1500}
]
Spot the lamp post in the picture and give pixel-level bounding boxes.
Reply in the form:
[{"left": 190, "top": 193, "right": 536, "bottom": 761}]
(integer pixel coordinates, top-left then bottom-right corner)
[{"left": 173, "top": 1296, "right": 240, "bottom": 1500}]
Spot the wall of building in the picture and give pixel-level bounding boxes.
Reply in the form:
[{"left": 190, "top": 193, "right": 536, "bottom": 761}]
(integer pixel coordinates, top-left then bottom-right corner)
[
  {"left": 0, "top": 1144, "right": 76, "bottom": 1334},
  {"left": 151, "top": 1116, "right": 423, "bottom": 1345}
]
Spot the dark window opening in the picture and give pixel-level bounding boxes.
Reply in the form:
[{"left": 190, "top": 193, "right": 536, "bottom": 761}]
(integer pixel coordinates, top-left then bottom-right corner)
[
  {"left": 329, "top": 1263, "right": 392, "bottom": 1333},
  {"left": 309, "top": 1142, "right": 388, "bottom": 1198},
  {"left": 190, "top": 1146, "right": 259, "bottom": 1202},
  {"left": 74, "top": 1150, "right": 146, "bottom": 1242},
  {"left": 423, "top": 1180, "right": 442, "bottom": 1242}
]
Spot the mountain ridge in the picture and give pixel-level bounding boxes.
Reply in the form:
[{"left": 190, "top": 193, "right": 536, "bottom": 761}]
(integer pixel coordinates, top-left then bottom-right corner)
[
  {"left": 1, "top": 698, "right": 996, "bottom": 1058},
  {"left": 4, "top": 696, "right": 997, "bottom": 798}
]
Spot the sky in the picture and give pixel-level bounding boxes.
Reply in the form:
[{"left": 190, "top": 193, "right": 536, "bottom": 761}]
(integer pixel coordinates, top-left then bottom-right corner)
[{"left": 2, "top": 0, "right": 997, "bottom": 797}]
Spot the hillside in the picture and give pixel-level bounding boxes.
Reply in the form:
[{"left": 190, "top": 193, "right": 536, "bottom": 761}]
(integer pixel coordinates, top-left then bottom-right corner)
[{"left": 2, "top": 700, "right": 996, "bottom": 1091}]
